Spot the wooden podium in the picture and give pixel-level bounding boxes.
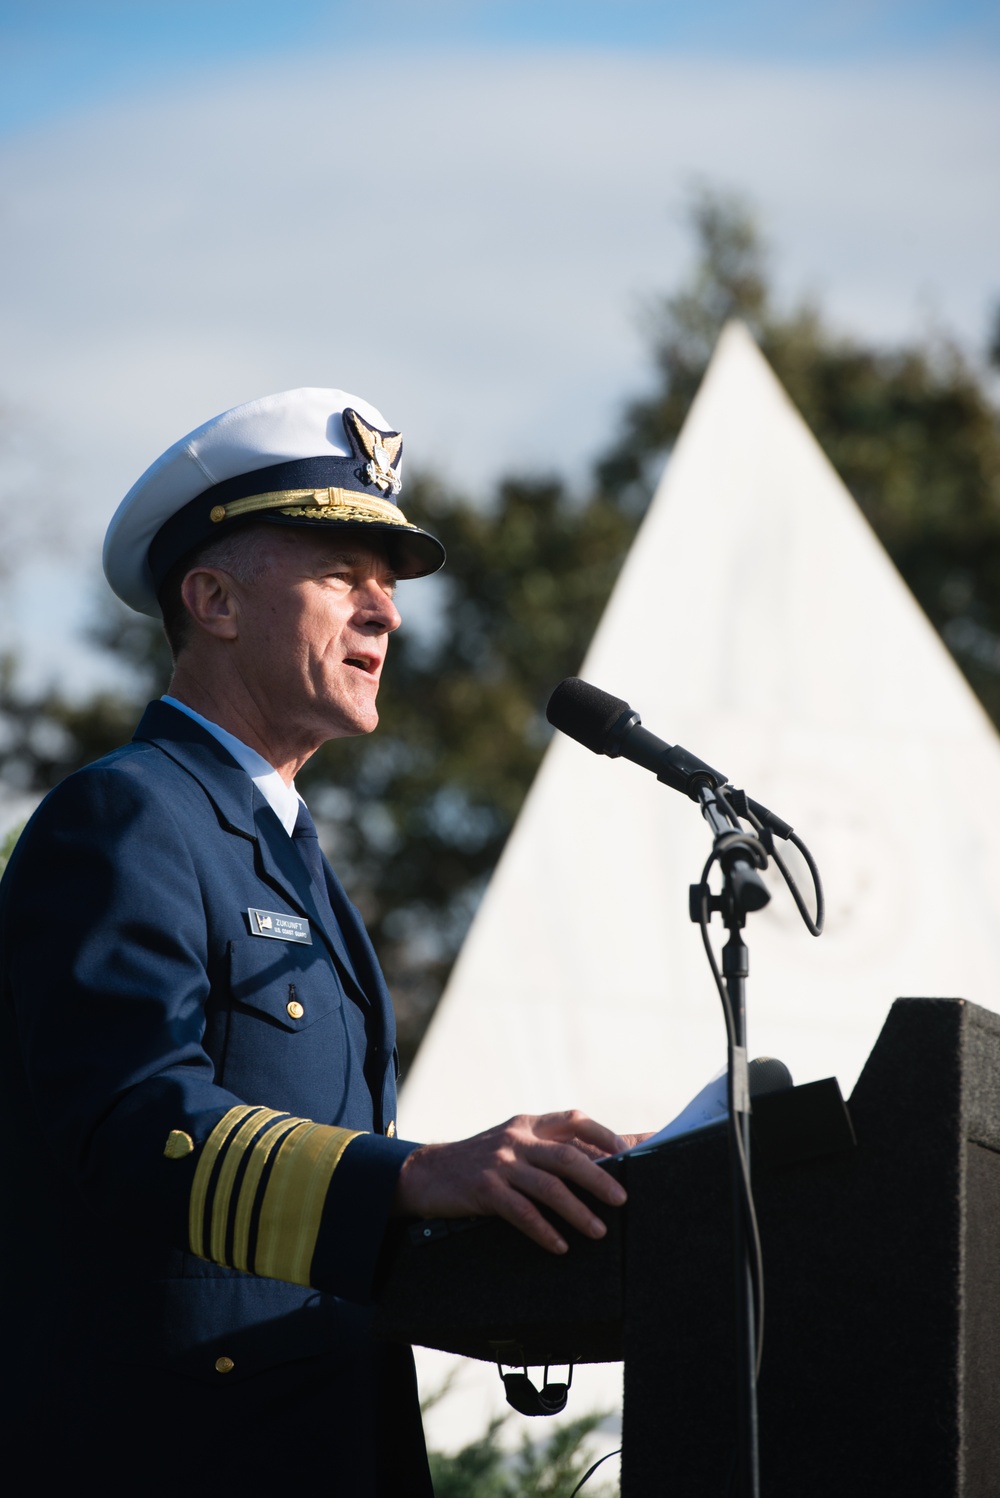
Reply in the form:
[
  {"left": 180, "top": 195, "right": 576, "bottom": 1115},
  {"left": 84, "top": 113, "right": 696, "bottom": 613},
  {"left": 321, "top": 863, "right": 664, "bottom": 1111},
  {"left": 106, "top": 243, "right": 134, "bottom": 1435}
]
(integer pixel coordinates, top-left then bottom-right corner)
[{"left": 376, "top": 999, "right": 1000, "bottom": 1495}]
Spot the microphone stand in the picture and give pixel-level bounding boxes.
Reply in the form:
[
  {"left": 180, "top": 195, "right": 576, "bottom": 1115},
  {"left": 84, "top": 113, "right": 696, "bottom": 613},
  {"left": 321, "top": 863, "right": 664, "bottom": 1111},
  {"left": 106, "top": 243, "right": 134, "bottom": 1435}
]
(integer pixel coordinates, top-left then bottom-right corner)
[
  {"left": 545, "top": 677, "right": 824, "bottom": 1492},
  {"left": 690, "top": 780, "right": 769, "bottom": 1498}
]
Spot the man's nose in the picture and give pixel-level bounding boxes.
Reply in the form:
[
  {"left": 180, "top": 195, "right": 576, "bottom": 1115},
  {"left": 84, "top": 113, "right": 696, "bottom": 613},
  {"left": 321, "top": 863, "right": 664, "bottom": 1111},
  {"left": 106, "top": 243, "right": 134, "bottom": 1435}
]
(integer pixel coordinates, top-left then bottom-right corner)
[{"left": 359, "top": 581, "right": 402, "bottom": 633}]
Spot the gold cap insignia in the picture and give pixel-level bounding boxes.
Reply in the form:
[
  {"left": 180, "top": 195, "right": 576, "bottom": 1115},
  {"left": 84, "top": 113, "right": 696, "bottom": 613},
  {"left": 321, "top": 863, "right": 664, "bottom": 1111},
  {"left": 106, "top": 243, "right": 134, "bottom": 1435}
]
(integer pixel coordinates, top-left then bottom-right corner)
[{"left": 343, "top": 407, "right": 403, "bottom": 496}]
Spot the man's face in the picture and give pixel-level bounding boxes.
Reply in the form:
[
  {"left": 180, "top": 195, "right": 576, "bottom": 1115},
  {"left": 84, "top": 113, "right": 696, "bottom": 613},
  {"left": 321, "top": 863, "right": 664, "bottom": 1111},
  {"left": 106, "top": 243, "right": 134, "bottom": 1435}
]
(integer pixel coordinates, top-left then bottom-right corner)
[{"left": 230, "top": 529, "right": 401, "bottom": 743}]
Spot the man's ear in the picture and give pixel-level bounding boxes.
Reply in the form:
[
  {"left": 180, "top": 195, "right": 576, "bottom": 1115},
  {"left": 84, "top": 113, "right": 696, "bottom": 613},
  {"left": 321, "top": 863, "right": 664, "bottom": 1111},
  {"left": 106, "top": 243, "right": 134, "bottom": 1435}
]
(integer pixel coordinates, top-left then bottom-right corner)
[{"left": 180, "top": 567, "right": 241, "bottom": 641}]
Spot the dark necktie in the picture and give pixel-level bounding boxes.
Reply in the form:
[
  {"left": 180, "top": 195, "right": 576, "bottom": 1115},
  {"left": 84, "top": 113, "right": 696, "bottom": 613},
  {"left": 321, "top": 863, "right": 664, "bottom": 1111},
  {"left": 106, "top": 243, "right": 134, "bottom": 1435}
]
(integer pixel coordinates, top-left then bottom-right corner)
[
  {"left": 291, "top": 800, "right": 368, "bottom": 1003},
  {"left": 292, "top": 799, "right": 379, "bottom": 1126},
  {"left": 292, "top": 799, "right": 329, "bottom": 904}
]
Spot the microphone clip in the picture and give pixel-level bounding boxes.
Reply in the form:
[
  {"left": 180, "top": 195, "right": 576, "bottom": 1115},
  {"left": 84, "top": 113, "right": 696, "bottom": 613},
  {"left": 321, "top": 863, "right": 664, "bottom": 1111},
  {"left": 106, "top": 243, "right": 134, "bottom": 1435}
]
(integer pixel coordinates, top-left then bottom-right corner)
[{"left": 498, "top": 1361, "right": 574, "bottom": 1417}]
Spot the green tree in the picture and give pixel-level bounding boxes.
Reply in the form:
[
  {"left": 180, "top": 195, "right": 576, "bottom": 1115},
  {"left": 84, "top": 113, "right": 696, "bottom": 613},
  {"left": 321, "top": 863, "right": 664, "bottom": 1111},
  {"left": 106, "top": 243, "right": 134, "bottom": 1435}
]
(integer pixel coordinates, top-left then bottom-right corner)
[
  {"left": 428, "top": 1410, "right": 616, "bottom": 1498},
  {"left": 599, "top": 190, "right": 1000, "bottom": 718},
  {"left": 0, "top": 819, "right": 24, "bottom": 879}
]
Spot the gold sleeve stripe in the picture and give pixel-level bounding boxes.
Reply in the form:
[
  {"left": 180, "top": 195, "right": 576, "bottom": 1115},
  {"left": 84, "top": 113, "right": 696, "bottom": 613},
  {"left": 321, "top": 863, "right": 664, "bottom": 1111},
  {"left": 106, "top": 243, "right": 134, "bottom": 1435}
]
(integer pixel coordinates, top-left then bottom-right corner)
[
  {"left": 188, "top": 1104, "right": 362, "bottom": 1287},
  {"left": 207, "top": 1106, "right": 291, "bottom": 1265},
  {"left": 188, "top": 1104, "right": 266, "bottom": 1259},
  {"left": 230, "top": 1114, "right": 305, "bottom": 1272},
  {"left": 254, "top": 1121, "right": 359, "bottom": 1286}
]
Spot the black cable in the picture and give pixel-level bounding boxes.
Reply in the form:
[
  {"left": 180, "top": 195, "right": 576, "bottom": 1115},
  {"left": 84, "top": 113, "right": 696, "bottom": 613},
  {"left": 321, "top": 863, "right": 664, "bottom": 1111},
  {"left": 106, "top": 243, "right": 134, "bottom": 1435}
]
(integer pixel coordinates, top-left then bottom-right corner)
[
  {"left": 697, "top": 853, "right": 736, "bottom": 1049},
  {"left": 700, "top": 872, "right": 766, "bottom": 1498},
  {"left": 737, "top": 804, "right": 824, "bottom": 936},
  {"left": 696, "top": 862, "right": 765, "bottom": 1372},
  {"left": 788, "top": 829, "right": 825, "bottom": 934},
  {"left": 695, "top": 788, "right": 825, "bottom": 1496},
  {"left": 727, "top": 1094, "right": 765, "bottom": 1376},
  {"left": 713, "top": 784, "right": 746, "bottom": 832},
  {"left": 567, "top": 1446, "right": 621, "bottom": 1496}
]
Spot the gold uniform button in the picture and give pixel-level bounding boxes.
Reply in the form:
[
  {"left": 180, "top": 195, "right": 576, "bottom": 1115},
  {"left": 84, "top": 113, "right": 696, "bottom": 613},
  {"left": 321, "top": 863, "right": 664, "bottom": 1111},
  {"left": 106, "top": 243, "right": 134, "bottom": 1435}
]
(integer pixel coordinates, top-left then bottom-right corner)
[
  {"left": 163, "top": 1129, "right": 194, "bottom": 1160},
  {"left": 386, "top": 1119, "right": 396, "bottom": 1138},
  {"left": 286, "top": 999, "right": 305, "bottom": 1019},
  {"left": 215, "top": 1356, "right": 235, "bottom": 1374}
]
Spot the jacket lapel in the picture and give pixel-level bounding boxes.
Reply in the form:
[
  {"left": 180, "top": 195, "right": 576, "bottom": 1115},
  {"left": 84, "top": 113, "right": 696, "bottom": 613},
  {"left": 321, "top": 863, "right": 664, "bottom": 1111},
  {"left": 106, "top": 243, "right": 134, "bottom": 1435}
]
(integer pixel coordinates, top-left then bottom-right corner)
[
  {"left": 133, "top": 701, "right": 370, "bottom": 1006},
  {"left": 322, "top": 861, "right": 396, "bottom": 1036},
  {"left": 134, "top": 700, "right": 259, "bottom": 839},
  {"left": 251, "top": 795, "right": 370, "bottom": 1007}
]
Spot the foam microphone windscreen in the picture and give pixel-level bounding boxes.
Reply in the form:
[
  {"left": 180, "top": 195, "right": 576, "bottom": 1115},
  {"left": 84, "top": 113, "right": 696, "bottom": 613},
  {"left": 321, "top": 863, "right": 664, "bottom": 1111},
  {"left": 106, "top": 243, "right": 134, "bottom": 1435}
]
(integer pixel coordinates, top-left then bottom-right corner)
[
  {"left": 546, "top": 678, "right": 631, "bottom": 754},
  {"left": 748, "top": 1056, "right": 794, "bottom": 1096}
]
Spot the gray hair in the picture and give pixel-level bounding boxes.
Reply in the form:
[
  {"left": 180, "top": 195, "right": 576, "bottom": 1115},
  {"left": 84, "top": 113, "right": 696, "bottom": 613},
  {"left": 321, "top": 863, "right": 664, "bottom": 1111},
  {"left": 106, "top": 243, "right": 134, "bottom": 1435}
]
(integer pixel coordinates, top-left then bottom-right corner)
[{"left": 159, "top": 523, "right": 274, "bottom": 659}]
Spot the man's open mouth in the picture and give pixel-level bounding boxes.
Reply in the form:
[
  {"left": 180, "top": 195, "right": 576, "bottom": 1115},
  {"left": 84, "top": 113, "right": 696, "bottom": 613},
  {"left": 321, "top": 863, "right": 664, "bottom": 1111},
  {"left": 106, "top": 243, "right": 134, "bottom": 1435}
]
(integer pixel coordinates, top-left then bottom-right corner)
[{"left": 344, "top": 655, "right": 377, "bottom": 674}]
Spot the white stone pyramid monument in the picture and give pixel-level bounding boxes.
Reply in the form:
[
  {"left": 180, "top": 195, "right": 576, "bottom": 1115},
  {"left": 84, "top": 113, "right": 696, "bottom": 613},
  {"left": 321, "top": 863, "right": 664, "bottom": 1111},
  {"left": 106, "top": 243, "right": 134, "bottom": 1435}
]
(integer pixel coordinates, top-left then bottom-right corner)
[{"left": 402, "top": 321, "right": 1000, "bottom": 1451}]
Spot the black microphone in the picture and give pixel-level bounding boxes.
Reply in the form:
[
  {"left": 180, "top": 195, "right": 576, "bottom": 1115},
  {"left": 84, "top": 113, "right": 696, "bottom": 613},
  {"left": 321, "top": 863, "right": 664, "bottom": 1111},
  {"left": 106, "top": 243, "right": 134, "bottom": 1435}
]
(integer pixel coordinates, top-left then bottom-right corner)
[
  {"left": 546, "top": 677, "right": 727, "bottom": 801},
  {"left": 748, "top": 1056, "right": 793, "bottom": 1096}
]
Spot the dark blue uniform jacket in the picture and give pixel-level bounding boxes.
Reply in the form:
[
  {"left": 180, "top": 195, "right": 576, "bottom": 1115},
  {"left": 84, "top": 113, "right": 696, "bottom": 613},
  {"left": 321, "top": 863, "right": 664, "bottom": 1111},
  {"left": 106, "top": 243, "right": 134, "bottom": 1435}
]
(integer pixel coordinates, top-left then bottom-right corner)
[{"left": 0, "top": 701, "right": 432, "bottom": 1493}]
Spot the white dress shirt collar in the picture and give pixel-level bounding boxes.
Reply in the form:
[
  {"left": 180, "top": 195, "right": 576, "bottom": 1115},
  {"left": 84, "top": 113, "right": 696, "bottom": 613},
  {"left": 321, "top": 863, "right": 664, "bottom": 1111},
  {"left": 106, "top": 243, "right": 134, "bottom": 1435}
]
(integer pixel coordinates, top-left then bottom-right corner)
[{"left": 161, "top": 695, "right": 303, "bottom": 837}]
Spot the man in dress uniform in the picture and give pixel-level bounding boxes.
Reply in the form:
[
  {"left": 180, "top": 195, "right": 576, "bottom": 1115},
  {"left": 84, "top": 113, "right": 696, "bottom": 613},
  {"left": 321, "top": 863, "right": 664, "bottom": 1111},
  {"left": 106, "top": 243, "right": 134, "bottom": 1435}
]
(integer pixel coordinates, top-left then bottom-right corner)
[{"left": 0, "top": 389, "right": 629, "bottom": 1493}]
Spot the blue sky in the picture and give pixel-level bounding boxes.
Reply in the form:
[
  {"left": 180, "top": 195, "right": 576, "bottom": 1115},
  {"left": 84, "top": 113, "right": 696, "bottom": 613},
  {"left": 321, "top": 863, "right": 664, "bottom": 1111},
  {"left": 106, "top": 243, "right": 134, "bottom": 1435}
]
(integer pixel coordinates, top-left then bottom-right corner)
[
  {"left": 2, "top": 0, "right": 999, "bottom": 136},
  {"left": 0, "top": 2, "right": 997, "bottom": 693}
]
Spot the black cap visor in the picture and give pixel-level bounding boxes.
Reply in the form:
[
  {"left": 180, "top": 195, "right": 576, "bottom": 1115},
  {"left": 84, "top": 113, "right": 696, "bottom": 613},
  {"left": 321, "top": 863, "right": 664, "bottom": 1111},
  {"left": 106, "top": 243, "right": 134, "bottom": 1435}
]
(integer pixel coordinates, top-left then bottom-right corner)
[{"left": 251, "top": 511, "right": 445, "bottom": 579}]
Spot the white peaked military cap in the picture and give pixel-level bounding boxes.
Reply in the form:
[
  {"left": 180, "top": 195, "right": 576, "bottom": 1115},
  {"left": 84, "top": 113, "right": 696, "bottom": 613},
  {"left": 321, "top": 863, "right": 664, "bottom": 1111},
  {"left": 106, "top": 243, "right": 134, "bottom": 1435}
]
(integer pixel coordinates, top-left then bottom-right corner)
[{"left": 103, "top": 387, "right": 446, "bottom": 617}]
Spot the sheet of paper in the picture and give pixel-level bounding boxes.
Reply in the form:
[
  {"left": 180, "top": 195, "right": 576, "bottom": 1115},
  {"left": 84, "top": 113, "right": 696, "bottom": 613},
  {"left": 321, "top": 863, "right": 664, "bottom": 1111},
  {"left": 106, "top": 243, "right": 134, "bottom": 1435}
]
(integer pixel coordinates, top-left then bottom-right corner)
[{"left": 618, "top": 1067, "right": 729, "bottom": 1156}]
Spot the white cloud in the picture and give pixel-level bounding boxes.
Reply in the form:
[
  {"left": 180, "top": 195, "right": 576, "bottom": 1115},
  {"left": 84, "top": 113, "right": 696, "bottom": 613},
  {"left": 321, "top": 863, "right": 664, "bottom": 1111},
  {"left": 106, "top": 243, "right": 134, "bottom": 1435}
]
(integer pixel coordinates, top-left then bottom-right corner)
[{"left": 0, "top": 50, "right": 997, "bottom": 685}]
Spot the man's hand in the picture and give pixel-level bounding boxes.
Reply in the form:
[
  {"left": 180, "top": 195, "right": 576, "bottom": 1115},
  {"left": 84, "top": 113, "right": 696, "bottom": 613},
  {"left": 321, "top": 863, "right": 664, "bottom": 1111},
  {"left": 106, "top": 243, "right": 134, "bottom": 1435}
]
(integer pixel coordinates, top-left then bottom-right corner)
[{"left": 393, "top": 1110, "right": 632, "bottom": 1255}]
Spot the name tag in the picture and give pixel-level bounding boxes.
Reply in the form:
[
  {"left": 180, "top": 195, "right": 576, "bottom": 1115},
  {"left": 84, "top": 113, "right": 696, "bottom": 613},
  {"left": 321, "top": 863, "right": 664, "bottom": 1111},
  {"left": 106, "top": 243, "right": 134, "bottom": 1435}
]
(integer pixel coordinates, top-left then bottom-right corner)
[{"left": 248, "top": 908, "right": 312, "bottom": 944}]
